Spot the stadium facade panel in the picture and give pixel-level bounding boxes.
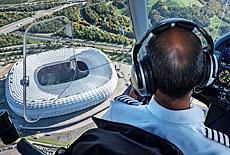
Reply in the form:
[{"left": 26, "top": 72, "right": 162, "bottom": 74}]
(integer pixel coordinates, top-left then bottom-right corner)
[{"left": 5, "top": 48, "right": 117, "bottom": 119}]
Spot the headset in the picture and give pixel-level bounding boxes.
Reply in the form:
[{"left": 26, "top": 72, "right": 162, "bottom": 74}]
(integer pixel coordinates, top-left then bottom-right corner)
[{"left": 131, "top": 18, "right": 218, "bottom": 97}]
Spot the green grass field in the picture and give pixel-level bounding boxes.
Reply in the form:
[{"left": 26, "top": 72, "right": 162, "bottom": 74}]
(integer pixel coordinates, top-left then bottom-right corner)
[
  {"left": 146, "top": 0, "right": 202, "bottom": 14},
  {"left": 27, "top": 38, "right": 45, "bottom": 44},
  {"left": 116, "top": 0, "right": 203, "bottom": 19},
  {"left": 177, "top": 0, "right": 203, "bottom": 7},
  {"left": 27, "top": 38, "right": 55, "bottom": 44},
  {"left": 209, "top": 15, "right": 229, "bottom": 39}
]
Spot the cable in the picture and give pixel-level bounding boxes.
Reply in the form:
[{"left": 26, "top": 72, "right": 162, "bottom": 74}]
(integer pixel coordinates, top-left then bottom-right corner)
[
  {"left": 76, "top": 59, "right": 113, "bottom": 73},
  {"left": 26, "top": 1, "right": 123, "bottom": 123},
  {"left": 26, "top": 50, "right": 115, "bottom": 122}
]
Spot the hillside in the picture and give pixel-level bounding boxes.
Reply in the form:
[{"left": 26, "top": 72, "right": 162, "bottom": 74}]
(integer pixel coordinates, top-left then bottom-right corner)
[{"left": 147, "top": 0, "right": 230, "bottom": 39}]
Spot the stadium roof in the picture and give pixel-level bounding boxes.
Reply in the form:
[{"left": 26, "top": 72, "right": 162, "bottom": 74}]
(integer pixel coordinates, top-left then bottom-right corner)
[{"left": 5, "top": 47, "right": 117, "bottom": 119}]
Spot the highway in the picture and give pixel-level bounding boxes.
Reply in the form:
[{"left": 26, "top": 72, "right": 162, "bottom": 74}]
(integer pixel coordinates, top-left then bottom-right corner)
[
  {"left": 0, "top": 1, "right": 132, "bottom": 52},
  {"left": 0, "top": 17, "right": 35, "bottom": 34},
  {"left": 2, "top": 31, "right": 132, "bottom": 52},
  {"left": 0, "top": 2, "right": 83, "bottom": 34},
  {"left": 0, "top": 2, "right": 132, "bottom": 153}
]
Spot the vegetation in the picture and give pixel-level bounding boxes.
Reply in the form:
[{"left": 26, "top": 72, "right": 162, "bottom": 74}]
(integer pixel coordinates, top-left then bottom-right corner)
[
  {"left": 148, "top": 0, "right": 212, "bottom": 26},
  {"left": 147, "top": 0, "right": 230, "bottom": 38},
  {"left": 109, "top": 49, "right": 132, "bottom": 63},
  {"left": 18, "top": 2, "right": 134, "bottom": 46},
  {"left": 55, "top": 22, "right": 133, "bottom": 45},
  {"left": 111, "top": 0, "right": 230, "bottom": 39},
  {"left": 53, "top": 3, "right": 82, "bottom": 21},
  {"left": 112, "top": 0, "right": 128, "bottom": 9},
  {"left": 208, "top": 15, "right": 229, "bottom": 39},
  {"left": 0, "top": 11, "right": 32, "bottom": 27},
  {"left": 0, "top": 38, "right": 63, "bottom": 66},
  {"left": 0, "top": 34, "right": 132, "bottom": 65},
  {"left": 82, "top": 0, "right": 134, "bottom": 38},
  {"left": 2, "top": 0, "right": 230, "bottom": 64},
  {"left": 0, "top": 0, "right": 27, "bottom": 5},
  {"left": 26, "top": 38, "right": 47, "bottom": 44},
  {"left": 0, "top": 34, "right": 23, "bottom": 48},
  {"left": 1, "top": 2, "right": 61, "bottom": 12},
  {"left": 67, "top": 0, "right": 133, "bottom": 44},
  {"left": 20, "top": 15, "right": 64, "bottom": 33},
  {"left": 0, "top": 50, "right": 23, "bottom": 65}
]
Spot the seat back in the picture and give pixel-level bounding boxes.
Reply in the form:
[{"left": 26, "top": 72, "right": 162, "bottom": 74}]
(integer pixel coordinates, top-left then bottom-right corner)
[{"left": 61, "top": 117, "right": 183, "bottom": 155}]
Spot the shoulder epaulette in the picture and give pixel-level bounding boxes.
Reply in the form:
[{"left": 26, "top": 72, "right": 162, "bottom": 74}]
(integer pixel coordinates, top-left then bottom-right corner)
[
  {"left": 205, "top": 127, "right": 230, "bottom": 147},
  {"left": 114, "top": 95, "right": 141, "bottom": 105}
]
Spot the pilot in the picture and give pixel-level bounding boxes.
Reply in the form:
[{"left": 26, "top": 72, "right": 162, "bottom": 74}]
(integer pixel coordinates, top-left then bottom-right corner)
[{"left": 102, "top": 21, "right": 230, "bottom": 154}]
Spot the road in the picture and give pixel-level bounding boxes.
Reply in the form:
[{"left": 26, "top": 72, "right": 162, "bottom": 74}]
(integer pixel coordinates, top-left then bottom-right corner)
[
  {"left": 0, "top": 17, "right": 35, "bottom": 34},
  {"left": 0, "top": 1, "right": 132, "bottom": 153},
  {"left": 0, "top": 2, "right": 83, "bottom": 34},
  {"left": 0, "top": 31, "right": 132, "bottom": 52}
]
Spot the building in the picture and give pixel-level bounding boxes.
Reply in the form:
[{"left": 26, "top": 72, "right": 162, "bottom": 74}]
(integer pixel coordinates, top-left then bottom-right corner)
[{"left": 5, "top": 47, "right": 117, "bottom": 119}]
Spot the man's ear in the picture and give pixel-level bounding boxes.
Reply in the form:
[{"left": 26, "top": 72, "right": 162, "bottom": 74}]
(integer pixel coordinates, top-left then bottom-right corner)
[{"left": 129, "top": 78, "right": 138, "bottom": 100}]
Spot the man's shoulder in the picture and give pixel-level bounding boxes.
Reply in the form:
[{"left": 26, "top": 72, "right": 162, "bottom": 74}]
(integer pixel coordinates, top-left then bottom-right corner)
[
  {"left": 113, "top": 95, "right": 142, "bottom": 105},
  {"left": 102, "top": 95, "right": 148, "bottom": 122},
  {"left": 108, "top": 95, "right": 143, "bottom": 113},
  {"left": 204, "top": 127, "right": 230, "bottom": 148}
]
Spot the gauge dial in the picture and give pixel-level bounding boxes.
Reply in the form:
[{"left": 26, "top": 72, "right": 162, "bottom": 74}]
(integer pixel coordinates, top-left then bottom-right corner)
[{"left": 219, "top": 70, "right": 230, "bottom": 86}]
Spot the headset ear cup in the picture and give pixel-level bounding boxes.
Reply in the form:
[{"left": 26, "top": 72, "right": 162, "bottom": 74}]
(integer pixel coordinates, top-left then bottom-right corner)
[
  {"left": 198, "top": 51, "right": 212, "bottom": 88},
  {"left": 141, "top": 56, "right": 156, "bottom": 95},
  {"left": 131, "top": 65, "right": 144, "bottom": 95},
  {"left": 206, "top": 54, "right": 218, "bottom": 86},
  {"left": 131, "top": 19, "right": 216, "bottom": 94},
  {"left": 212, "top": 54, "right": 218, "bottom": 79},
  {"left": 131, "top": 56, "right": 156, "bottom": 96}
]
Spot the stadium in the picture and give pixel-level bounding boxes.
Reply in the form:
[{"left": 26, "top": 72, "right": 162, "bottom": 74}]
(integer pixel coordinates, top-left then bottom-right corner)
[{"left": 5, "top": 47, "right": 117, "bottom": 119}]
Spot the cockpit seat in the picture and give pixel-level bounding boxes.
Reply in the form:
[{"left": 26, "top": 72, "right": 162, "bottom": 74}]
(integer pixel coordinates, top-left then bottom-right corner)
[{"left": 60, "top": 117, "right": 184, "bottom": 155}]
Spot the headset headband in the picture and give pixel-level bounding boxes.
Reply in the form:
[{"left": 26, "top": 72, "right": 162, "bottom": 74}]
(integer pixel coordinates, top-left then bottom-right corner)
[{"left": 132, "top": 18, "right": 214, "bottom": 65}]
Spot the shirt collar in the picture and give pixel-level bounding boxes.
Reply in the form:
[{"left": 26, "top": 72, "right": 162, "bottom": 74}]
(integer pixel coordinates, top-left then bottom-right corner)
[{"left": 147, "top": 96, "right": 205, "bottom": 123}]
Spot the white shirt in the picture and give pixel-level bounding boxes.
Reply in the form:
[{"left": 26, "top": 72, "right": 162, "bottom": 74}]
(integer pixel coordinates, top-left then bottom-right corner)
[{"left": 102, "top": 95, "right": 230, "bottom": 155}]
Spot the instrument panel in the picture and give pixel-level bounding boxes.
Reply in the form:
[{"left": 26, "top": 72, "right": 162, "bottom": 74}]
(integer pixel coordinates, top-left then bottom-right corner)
[
  {"left": 214, "top": 42, "right": 230, "bottom": 90},
  {"left": 197, "top": 36, "right": 230, "bottom": 105},
  {"left": 195, "top": 34, "right": 230, "bottom": 134},
  {"left": 216, "top": 68, "right": 230, "bottom": 87}
]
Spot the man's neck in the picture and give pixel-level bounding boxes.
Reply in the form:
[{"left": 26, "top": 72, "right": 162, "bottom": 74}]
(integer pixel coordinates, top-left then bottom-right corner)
[{"left": 154, "top": 90, "right": 192, "bottom": 110}]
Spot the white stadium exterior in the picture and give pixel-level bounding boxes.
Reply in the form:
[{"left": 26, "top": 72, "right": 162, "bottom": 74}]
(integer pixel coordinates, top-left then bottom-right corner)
[{"left": 5, "top": 47, "right": 117, "bottom": 119}]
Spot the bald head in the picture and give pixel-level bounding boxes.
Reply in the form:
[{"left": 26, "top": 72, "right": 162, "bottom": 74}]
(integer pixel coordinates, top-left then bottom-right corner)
[
  {"left": 147, "top": 26, "right": 203, "bottom": 100},
  {"left": 156, "top": 27, "right": 199, "bottom": 68}
]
